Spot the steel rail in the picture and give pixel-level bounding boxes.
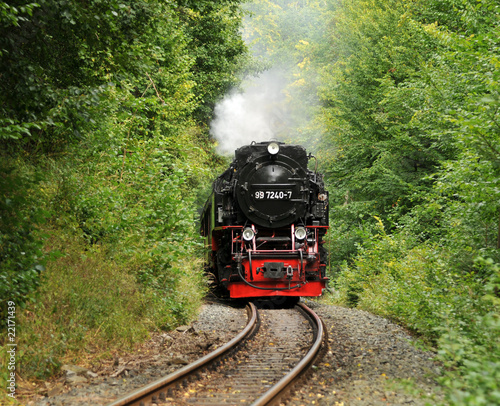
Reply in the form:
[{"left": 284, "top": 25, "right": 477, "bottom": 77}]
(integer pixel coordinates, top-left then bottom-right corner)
[
  {"left": 251, "top": 302, "right": 325, "bottom": 406},
  {"left": 106, "top": 302, "right": 258, "bottom": 406}
]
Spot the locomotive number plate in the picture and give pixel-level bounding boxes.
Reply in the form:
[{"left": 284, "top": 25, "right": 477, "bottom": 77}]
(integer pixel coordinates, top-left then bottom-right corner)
[{"left": 254, "top": 190, "right": 292, "bottom": 200}]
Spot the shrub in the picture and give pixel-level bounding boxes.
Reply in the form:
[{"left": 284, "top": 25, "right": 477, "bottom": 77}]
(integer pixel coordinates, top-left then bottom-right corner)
[
  {"left": 0, "top": 159, "right": 46, "bottom": 317},
  {"left": 7, "top": 230, "right": 205, "bottom": 380},
  {"left": 436, "top": 259, "right": 500, "bottom": 406},
  {"left": 330, "top": 221, "right": 500, "bottom": 405}
]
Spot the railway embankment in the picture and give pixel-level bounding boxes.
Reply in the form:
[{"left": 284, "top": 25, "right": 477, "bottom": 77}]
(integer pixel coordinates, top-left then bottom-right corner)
[{"left": 21, "top": 300, "right": 441, "bottom": 406}]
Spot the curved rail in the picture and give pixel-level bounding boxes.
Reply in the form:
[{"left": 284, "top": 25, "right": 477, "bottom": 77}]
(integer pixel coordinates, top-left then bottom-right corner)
[
  {"left": 106, "top": 302, "right": 258, "bottom": 406},
  {"left": 252, "top": 302, "right": 326, "bottom": 406}
]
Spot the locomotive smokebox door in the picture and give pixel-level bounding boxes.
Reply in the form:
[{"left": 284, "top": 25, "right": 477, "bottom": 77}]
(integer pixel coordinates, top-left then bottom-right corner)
[
  {"left": 263, "top": 262, "right": 285, "bottom": 278},
  {"left": 235, "top": 144, "right": 309, "bottom": 229}
]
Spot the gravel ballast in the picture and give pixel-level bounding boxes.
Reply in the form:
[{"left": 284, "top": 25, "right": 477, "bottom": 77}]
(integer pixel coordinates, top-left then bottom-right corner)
[
  {"left": 21, "top": 299, "right": 442, "bottom": 406},
  {"left": 290, "top": 299, "right": 442, "bottom": 405}
]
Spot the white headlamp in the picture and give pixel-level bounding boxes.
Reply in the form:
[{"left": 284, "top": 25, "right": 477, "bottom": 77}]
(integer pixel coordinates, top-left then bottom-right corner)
[
  {"left": 294, "top": 226, "right": 307, "bottom": 240},
  {"left": 267, "top": 142, "right": 280, "bottom": 155},
  {"left": 242, "top": 227, "right": 255, "bottom": 241}
]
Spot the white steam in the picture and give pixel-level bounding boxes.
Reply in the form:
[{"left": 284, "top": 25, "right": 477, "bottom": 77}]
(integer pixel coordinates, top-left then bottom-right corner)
[{"left": 210, "top": 69, "right": 290, "bottom": 155}]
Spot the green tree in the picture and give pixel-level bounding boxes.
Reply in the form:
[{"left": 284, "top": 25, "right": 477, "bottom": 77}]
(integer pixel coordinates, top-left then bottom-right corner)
[
  {"left": 241, "top": 0, "right": 329, "bottom": 145},
  {"left": 318, "top": 0, "right": 461, "bottom": 267},
  {"left": 323, "top": 1, "right": 500, "bottom": 403},
  {"left": 0, "top": 0, "right": 196, "bottom": 151},
  {"left": 0, "top": 0, "right": 248, "bottom": 326},
  {"left": 176, "top": 0, "right": 248, "bottom": 123}
]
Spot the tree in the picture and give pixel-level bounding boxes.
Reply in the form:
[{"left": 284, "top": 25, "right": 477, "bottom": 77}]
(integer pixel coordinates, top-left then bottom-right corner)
[
  {"left": 317, "top": 0, "right": 462, "bottom": 266},
  {"left": 0, "top": 0, "right": 248, "bottom": 318},
  {"left": 176, "top": 0, "right": 248, "bottom": 123}
]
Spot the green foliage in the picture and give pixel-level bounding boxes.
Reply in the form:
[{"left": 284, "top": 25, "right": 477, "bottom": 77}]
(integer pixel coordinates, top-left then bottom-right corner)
[
  {"left": 317, "top": 0, "right": 457, "bottom": 270},
  {"left": 322, "top": 0, "right": 500, "bottom": 404},
  {"left": 0, "top": 0, "right": 247, "bottom": 286},
  {"left": 321, "top": 0, "right": 450, "bottom": 201},
  {"left": 240, "top": 0, "right": 330, "bottom": 148},
  {"left": 0, "top": 121, "right": 213, "bottom": 383},
  {"left": 0, "top": 0, "right": 247, "bottom": 388},
  {"left": 177, "top": 0, "right": 248, "bottom": 122},
  {"left": 320, "top": 0, "right": 500, "bottom": 265},
  {"left": 0, "top": 159, "right": 46, "bottom": 316},
  {"left": 434, "top": 258, "right": 500, "bottom": 406},
  {"left": 334, "top": 224, "right": 475, "bottom": 338},
  {"left": 332, "top": 226, "right": 500, "bottom": 405},
  {"left": 3, "top": 231, "right": 204, "bottom": 380},
  {"left": 244, "top": 0, "right": 326, "bottom": 64},
  {"left": 0, "top": 0, "right": 247, "bottom": 150}
]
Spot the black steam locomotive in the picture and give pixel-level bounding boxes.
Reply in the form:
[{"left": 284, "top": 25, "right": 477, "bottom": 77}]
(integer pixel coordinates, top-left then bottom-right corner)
[{"left": 200, "top": 141, "right": 329, "bottom": 299}]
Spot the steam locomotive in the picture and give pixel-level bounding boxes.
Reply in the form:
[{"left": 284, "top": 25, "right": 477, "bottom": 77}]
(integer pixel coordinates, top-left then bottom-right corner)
[{"left": 200, "top": 141, "right": 329, "bottom": 299}]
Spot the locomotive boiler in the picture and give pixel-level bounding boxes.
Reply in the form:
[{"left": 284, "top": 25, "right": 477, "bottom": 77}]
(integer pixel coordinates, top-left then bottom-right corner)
[{"left": 200, "top": 141, "right": 329, "bottom": 299}]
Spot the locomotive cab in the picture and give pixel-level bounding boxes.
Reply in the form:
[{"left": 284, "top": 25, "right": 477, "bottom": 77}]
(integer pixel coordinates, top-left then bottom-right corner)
[{"left": 201, "top": 141, "right": 329, "bottom": 299}]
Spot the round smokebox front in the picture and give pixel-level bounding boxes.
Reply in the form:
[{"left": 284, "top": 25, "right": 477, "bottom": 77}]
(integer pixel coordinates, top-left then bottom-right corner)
[{"left": 236, "top": 158, "right": 308, "bottom": 228}]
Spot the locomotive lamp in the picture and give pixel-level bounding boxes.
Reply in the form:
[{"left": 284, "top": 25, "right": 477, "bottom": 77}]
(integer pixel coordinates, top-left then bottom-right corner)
[
  {"left": 242, "top": 227, "right": 255, "bottom": 241},
  {"left": 267, "top": 142, "right": 280, "bottom": 155},
  {"left": 294, "top": 226, "right": 307, "bottom": 240}
]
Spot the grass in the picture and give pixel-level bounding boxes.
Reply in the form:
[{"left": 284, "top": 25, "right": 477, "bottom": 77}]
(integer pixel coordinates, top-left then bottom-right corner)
[{"left": 0, "top": 227, "right": 206, "bottom": 404}]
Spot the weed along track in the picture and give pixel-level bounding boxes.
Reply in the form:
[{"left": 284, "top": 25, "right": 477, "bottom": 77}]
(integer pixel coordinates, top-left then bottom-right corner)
[{"left": 106, "top": 302, "right": 326, "bottom": 406}]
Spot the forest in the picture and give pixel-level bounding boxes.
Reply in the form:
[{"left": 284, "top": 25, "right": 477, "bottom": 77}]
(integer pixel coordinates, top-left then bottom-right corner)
[{"left": 1, "top": 0, "right": 499, "bottom": 405}]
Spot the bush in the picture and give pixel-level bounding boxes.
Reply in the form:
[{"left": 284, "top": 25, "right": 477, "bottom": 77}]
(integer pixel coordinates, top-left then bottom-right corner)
[
  {"left": 0, "top": 159, "right": 46, "bottom": 317},
  {"left": 0, "top": 121, "right": 212, "bottom": 387},
  {"left": 330, "top": 221, "right": 500, "bottom": 405},
  {"left": 436, "top": 259, "right": 500, "bottom": 406},
  {"left": 3, "top": 229, "right": 205, "bottom": 381}
]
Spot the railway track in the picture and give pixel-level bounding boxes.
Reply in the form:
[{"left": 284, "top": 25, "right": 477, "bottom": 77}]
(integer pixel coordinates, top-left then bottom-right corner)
[{"left": 107, "top": 302, "right": 325, "bottom": 406}]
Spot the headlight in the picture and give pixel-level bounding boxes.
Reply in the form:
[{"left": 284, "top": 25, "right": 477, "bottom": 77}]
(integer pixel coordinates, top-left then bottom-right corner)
[
  {"left": 267, "top": 142, "right": 280, "bottom": 155},
  {"left": 242, "top": 227, "right": 255, "bottom": 241},
  {"left": 294, "top": 226, "right": 307, "bottom": 240}
]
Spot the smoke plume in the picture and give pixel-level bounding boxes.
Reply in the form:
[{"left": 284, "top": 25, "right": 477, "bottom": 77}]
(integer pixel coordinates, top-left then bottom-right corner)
[{"left": 210, "top": 69, "right": 290, "bottom": 155}]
